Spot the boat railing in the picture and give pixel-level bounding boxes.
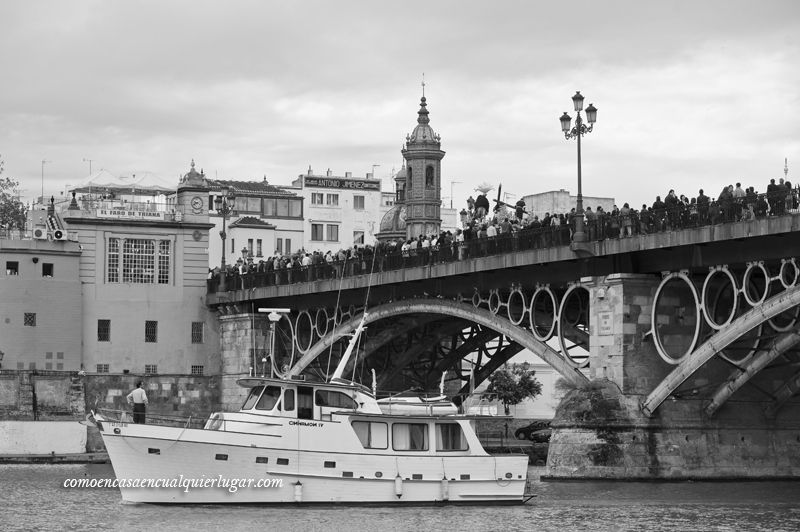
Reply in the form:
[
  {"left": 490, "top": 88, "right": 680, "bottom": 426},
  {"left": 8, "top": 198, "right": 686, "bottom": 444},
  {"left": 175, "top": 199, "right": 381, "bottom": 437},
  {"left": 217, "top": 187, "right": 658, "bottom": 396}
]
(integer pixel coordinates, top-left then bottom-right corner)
[{"left": 94, "top": 408, "right": 293, "bottom": 433}]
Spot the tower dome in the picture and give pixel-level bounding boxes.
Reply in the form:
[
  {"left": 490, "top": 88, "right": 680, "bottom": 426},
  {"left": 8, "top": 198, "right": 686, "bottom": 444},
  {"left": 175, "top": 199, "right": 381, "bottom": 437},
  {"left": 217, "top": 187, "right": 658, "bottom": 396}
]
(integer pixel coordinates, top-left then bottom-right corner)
[{"left": 406, "top": 97, "right": 441, "bottom": 147}]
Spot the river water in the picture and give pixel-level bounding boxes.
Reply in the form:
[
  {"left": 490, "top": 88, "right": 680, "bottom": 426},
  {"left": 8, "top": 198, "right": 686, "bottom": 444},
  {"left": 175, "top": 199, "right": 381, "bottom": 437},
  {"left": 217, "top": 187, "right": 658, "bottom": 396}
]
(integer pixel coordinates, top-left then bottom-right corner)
[{"left": 2, "top": 464, "right": 799, "bottom": 532}]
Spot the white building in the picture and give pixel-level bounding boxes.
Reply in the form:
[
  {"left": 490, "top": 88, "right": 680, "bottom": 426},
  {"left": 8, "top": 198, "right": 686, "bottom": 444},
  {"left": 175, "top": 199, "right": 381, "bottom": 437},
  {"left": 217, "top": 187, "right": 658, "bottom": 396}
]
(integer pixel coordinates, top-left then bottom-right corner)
[{"left": 287, "top": 167, "right": 384, "bottom": 254}]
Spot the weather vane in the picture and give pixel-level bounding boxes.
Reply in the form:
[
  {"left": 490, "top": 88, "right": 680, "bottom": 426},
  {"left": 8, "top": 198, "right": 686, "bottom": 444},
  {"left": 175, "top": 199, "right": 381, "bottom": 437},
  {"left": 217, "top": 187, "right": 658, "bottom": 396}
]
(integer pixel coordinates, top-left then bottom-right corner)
[{"left": 422, "top": 72, "right": 425, "bottom": 97}]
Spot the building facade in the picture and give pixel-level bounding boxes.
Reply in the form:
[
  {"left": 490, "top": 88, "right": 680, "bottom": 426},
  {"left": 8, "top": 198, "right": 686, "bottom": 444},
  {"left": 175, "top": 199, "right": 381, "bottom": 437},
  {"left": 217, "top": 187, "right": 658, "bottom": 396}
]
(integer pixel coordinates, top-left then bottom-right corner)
[
  {"left": 287, "top": 167, "right": 383, "bottom": 254},
  {"left": 60, "top": 162, "right": 220, "bottom": 376},
  {"left": 0, "top": 233, "right": 82, "bottom": 371},
  {"left": 521, "top": 190, "right": 615, "bottom": 220}
]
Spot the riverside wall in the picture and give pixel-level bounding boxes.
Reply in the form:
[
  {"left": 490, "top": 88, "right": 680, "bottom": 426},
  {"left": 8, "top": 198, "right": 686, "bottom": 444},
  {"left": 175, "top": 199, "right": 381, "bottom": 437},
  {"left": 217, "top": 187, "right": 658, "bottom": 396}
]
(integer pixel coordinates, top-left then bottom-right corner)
[{"left": 0, "top": 371, "right": 219, "bottom": 453}]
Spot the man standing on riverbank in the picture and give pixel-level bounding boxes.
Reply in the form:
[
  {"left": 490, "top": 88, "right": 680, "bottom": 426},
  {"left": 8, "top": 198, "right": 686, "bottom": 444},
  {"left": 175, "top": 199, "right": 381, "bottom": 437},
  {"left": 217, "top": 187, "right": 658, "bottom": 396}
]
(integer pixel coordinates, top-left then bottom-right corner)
[{"left": 127, "top": 381, "right": 149, "bottom": 424}]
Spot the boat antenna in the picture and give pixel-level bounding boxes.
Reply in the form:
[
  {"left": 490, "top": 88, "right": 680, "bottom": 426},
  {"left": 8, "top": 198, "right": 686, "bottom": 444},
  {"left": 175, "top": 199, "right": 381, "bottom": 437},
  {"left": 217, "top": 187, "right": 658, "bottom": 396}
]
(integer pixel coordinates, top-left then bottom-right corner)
[
  {"left": 331, "top": 312, "right": 368, "bottom": 381},
  {"left": 439, "top": 372, "right": 446, "bottom": 396},
  {"left": 325, "top": 255, "right": 348, "bottom": 379},
  {"left": 371, "top": 369, "right": 377, "bottom": 396}
]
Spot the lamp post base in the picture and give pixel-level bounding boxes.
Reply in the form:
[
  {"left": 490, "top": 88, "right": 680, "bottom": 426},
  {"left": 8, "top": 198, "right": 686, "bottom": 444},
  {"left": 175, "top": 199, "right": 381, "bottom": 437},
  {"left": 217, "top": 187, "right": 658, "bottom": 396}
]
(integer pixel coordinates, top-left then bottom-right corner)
[{"left": 569, "top": 238, "right": 595, "bottom": 256}]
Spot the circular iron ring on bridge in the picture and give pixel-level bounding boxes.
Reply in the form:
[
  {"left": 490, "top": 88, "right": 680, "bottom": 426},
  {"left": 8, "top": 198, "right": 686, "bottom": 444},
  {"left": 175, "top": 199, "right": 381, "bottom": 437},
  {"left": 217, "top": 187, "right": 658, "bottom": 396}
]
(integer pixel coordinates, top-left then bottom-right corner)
[
  {"left": 769, "top": 260, "right": 800, "bottom": 332},
  {"left": 314, "top": 308, "right": 329, "bottom": 338},
  {"left": 530, "top": 285, "right": 557, "bottom": 341},
  {"left": 488, "top": 289, "right": 502, "bottom": 315},
  {"left": 780, "top": 258, "right": 799, "bottom": 289},
  {"left": 701, "top": 266, "right": 738, "bottom": 331},
  {"left": 507, "top": 287, "right": 527, "bottom": 326},
  {"left": 294, "top": 310, "right": 315, "bottom": 354},
  {"left": 651, "top": 272, "right": 701, "bottom": 365},
  {"left": 558, "top": 284, "right": 590, "bottom": 368},
  {"left": 742, "top": 262, "right": 770, "bottom": 307}
]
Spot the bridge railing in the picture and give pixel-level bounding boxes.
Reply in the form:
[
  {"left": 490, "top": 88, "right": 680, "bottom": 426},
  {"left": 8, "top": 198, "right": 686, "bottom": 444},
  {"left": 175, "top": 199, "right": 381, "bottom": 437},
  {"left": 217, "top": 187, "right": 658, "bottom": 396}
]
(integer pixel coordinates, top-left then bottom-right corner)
[{"left": 207, "top": 190, "right": 800, "bottom": 293}]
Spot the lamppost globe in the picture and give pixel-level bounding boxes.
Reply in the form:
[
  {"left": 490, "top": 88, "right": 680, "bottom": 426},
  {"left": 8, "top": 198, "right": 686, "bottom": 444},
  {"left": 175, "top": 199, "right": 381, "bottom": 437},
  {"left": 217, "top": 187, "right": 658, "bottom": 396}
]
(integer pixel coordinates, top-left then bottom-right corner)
[
  {"left": 585, "top": 103, "right": 597, "bottom": 124},
  {"left": 572, "top": 91, "right": 584, "bottom": 112},
  {"left": 560, "top": 112, "right": 572, "bottom": 133}
]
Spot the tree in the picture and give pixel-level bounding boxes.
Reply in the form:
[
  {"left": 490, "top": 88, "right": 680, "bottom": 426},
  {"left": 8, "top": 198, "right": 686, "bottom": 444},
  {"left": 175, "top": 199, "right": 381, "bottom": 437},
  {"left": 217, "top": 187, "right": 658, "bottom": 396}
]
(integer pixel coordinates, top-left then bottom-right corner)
[
  {"left": 483, "top": 362, "right": 543, "bottom": 416},
  {"left": 0, "top": 155, "right": 28, "bottom": 231}
]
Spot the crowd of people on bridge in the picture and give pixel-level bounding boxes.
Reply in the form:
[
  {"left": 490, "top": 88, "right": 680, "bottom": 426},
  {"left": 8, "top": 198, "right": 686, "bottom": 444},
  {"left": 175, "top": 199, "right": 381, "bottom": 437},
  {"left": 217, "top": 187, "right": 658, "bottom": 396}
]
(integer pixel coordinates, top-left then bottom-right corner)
[{"left": 209, "top": 178, "right": 799, "bottom": 292}]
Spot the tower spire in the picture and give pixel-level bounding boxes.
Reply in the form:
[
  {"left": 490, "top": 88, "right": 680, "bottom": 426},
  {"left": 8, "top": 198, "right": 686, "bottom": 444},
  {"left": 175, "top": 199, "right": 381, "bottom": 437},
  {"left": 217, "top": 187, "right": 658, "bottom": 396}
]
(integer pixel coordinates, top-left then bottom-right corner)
[{"left": 421, "top": 72, "right": 425, "bottom": 98}]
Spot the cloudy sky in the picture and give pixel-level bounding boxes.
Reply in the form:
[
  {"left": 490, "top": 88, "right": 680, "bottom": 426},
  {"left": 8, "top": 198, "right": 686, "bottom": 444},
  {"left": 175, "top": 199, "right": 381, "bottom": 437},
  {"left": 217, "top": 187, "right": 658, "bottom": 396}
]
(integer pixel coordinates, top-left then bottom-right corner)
[{"left": 1, "top": 0, "right": 798, "bottom": 208}]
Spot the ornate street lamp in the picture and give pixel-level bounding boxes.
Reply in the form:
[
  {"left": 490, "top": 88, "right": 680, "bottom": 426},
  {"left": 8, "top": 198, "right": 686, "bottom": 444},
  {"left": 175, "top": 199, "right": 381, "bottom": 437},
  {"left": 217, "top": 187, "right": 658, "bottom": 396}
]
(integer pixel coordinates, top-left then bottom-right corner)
[
  {"left": 560, "top": 91, "right": 597, "bottom": 245},
  {"left": 214, "top": 185, "right": 236, "bottom": 291}
]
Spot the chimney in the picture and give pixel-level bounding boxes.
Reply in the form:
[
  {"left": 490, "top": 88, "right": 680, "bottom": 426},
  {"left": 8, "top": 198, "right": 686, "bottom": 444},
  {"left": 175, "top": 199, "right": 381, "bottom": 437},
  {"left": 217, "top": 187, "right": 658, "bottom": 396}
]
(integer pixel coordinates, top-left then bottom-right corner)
[
  {"left": 307, "top": 165, "right": 313, "bottom": 176},
  {"left": 366, "top": 173, "right": 373, "bottom": 179},
  {"left": 326, "top": 169, "right": 332, "bottom": 177},
  {"left": 345, "top": 172, "right": 352, "bottom": 178}
]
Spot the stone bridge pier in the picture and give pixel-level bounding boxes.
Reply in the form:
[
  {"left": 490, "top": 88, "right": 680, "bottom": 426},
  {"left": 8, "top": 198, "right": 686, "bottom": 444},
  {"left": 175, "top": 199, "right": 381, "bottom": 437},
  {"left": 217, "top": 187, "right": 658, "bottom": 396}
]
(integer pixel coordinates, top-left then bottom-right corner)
[{"left": 549, "top": 270, "right": 800, "bottom": 480}]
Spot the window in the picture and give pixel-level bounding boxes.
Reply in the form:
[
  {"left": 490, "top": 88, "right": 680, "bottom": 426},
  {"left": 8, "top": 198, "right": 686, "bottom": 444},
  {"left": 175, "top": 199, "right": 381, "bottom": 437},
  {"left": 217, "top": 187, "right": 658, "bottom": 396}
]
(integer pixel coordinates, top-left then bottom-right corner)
[
  {"left": 311, "top": 224, "right": 324, "bottom": 241},
  {"left": 42, "top": 263, "right": 54, "bottom": 277},
  {"left": 263, "top": 198, "right": 276, "bottom": 216},
  {"left": 277, "top": 199, "right": 289, "bottom": 217},
  {"left": 276, "top": 238, "right": 283, "bottom": 254},
  {"left": 144, "top": 364, "right": 158, "bottom": 375},
  {"left": 106, "top": 237, "right": 171, "bottom": 285},
  {"left": 46, "top": 352, "right": 53, "bottom": 359},
  {"left": 407, "top": 167, "right": 413, "bottom": 191},
  {"left": 256, "top": 239, "right": 263, "bottom": 257},
  {"left": 24, "top": 313, "right": 36, "bottom": 327},
  {"left": 436, "top": 423, "right": 468, "bottom": 451},
  {"left": 326, "top": 193, "right": 339, "bottom": 206},
  {"left": 29, "top": 362, "right": 36, "bottom": 370},
  {"left": 289, "top": 199, "right": 302, "bottom": 217},
  {"left": 145, "top": 321, "right": 158, "bottom": 343},
  {"left": 326, "top": 224, "right": 339, "bottom": 242},
  {"left": 46, "top": 362, "right": 52, "bottom": 370},
  {"left": 247, "top": 239, "right": 254, "bottom": 255},
  {"left": 247, "top": 197, "right": 261, "bottom": 212},
  {"left": 231, "top": 238, "right": 235, "bottom": 254},
  {"left": 315, "top": 390, "right": 357, "bottom": 409},
  {"left": 352, "top": 421, "right": 388, "bottom": 449},
  {"left": 426, "top": 165, "right": 435, "bottom": 188},
  {"left": 393, "top": 423, "right": 428, "bottom": 451},
  {"left": 353, "top": 195, "right": 365, "bottom": 210},
  {"left": 6, "top": 261, "right": 19, "bottom": 275},
  {"left": 191, "top": 365, "right": 204, "bottom": 376},
  {"left": 242, "top": 386, "right": 264, "bottom": 410},
  {"left": 312, "top": 193, "right": 324, "bottom": 205},
  {"left": 97, "top": 319, "right": 111, "bottom": 342},
  {"left": 353, "top": 231, "right": 364, "bottom": 245},
  {"left": 285, "top": 239, "right": 292, "bottom": 254},
  {"left": 191, "top": 322, "right": 204, "bottom": 344},
  {"left": 283, "top": 389, "right": 295, "bottom": 411},
  {"left": 256, "top": 386, "right": 282, "bottom": 411},
  {"left": 56, "top": 363, "right": 63, "bottom": 370},
  {"left": 57, "top": 352, "right": 63, "bottom": 359},
  {"left": 96, "top": 364, "right": 109, "bottom": 373}
]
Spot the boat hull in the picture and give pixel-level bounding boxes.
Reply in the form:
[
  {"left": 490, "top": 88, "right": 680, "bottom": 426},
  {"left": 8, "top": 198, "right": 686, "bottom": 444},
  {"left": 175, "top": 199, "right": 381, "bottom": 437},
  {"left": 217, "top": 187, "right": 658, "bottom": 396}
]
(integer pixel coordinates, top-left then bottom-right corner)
[{"left": 100, "top": 424, "right": 528, "bottom": 504}]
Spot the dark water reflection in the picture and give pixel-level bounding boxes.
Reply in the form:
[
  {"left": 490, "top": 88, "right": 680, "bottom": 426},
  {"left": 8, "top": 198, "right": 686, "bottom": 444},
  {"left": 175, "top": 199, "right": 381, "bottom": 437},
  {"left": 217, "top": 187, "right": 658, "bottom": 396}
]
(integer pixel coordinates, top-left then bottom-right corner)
[{"left": 2, "top": 464, "right": 799, "bottom": 532}]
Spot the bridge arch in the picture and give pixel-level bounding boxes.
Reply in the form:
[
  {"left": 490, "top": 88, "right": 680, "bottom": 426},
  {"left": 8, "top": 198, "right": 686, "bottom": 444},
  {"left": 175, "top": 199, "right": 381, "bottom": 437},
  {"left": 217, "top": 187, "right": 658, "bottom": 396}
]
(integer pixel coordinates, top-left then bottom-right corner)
[
  {"left": 287, "top": 298, "right": 588, "bottom": 388},
  {"left": 641, "top": 283, "right": 800, "bottom": 417}
]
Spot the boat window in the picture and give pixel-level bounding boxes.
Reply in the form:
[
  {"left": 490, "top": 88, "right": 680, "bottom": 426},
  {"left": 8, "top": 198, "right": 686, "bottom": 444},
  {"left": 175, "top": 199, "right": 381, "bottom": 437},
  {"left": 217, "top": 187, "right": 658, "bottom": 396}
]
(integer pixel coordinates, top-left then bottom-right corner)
[
  {"left": 315, "top": 390, "right": 357, "bottom": 410},
  {"left": 283, "top": 389, "right": 295, "bottom": 412},
  {"left": 392, "top": 423, "right": 428, "bottom": 451},
  {"left": 352, "top": 421, "right": 388, "bottom": 449},
  {"left": 436, "top": 423, "right": 468, "bottom": 451},
  {"left": 297, "top": 386, "right": 314, "bottom": 420},
  {"left": 256, "top": 386, "right": 282, "bottom": 411},
  {"left": 241, "top": 386, "right": 264, "bottom": 410}
]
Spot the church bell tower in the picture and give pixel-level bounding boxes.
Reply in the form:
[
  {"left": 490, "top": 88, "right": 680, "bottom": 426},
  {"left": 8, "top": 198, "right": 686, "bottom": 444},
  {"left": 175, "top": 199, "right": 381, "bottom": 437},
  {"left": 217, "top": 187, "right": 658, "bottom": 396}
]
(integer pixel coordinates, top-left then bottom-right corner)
[{"left": 401, "top": 92, "right": 445, "bottom": 239}]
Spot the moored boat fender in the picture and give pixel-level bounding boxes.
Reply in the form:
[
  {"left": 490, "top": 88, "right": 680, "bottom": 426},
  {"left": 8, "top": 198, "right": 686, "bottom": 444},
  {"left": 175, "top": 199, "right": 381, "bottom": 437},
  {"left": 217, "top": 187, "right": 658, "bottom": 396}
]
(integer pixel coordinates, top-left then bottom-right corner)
[
  {"left": 293, "top": 481, "right": 303, "bottom": 503},
  {"left": 440, "top": 476, "right": 449, "bottom": 501},
  {"left": 394, "top": 474, "right": 403, "bottom": 498}
]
